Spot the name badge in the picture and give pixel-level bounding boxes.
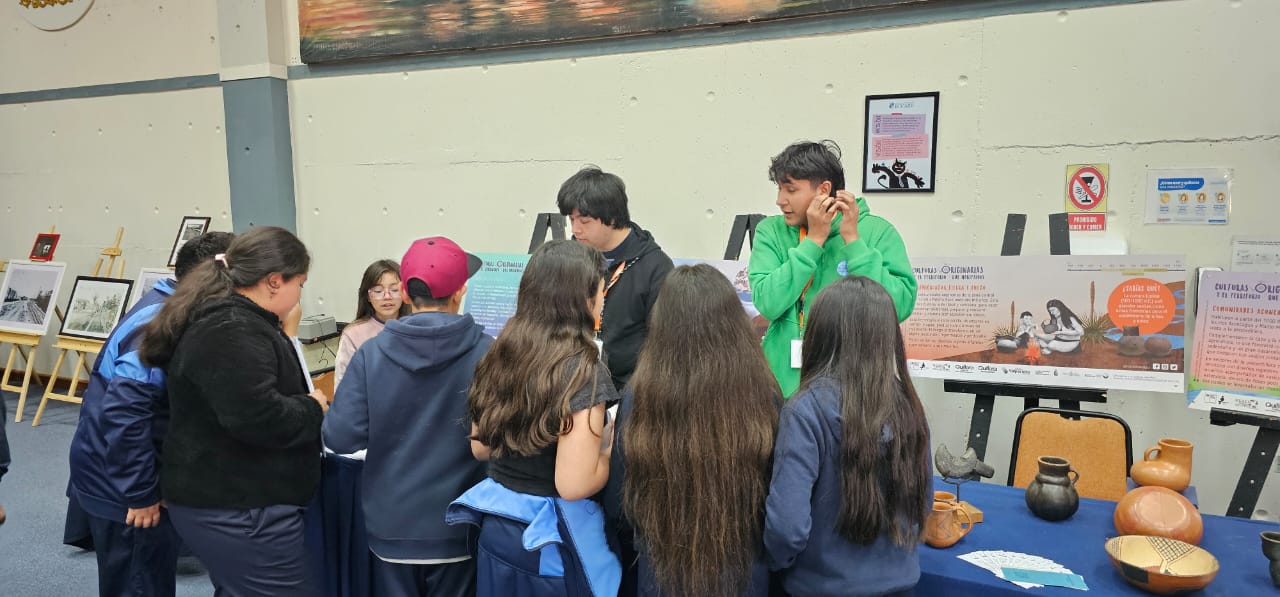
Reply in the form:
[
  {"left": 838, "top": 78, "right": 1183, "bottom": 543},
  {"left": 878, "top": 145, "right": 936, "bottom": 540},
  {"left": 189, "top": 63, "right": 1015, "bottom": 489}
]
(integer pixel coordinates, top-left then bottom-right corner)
[{"left": 791, "top": 339, "right": 803, "bottom": 369}]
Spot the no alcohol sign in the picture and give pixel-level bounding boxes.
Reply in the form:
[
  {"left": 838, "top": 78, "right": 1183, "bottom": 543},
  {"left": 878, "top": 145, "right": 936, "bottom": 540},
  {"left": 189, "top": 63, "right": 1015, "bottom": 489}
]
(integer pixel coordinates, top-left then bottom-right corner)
[{"left": 1064, "top": 164, "right": 1109, "bottom": 231}]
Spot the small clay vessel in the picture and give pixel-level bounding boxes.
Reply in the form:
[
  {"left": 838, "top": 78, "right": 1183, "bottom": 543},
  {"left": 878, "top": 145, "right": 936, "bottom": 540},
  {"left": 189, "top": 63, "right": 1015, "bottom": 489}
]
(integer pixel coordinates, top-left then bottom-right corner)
[
  {"left": 1262, "top": 531, "right": 1280, "bottom": 587},
  {"left": 1145, "top": 336, "right": 1173, "bottom": 357},
  {"left": 1025, "top": 456, "right": 1079, "bottom": 521},
  {"left": 924, "top": 502, "right": 973, "bottom": 548},
  {"left": 1131, "top": 438, "right": 1193, "bottom": 492},
  {"left": 1118, "top": 326, "right": 1145, "bottom": 356}
]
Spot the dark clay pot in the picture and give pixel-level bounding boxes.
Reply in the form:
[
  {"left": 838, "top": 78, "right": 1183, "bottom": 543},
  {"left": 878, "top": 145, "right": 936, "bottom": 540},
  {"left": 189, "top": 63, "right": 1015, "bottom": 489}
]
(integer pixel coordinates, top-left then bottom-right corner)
[
  {"left": 1025, "top": 456, "right": 1080, "bottom": 521},
  {"left": 1262, "top": 531, "right": 1280, "bottom": 587}
]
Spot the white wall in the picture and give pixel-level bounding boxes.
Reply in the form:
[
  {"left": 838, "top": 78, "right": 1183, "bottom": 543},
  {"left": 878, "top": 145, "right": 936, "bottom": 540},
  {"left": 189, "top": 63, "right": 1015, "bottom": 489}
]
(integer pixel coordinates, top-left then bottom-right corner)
[
  {"left": 0, "top": 0, "right": 220, "bottom": 93},
  {"left": 0, "top": 1, "right": 230, "bottom": 381},
  {"left": 287, "top": 0, "right": 1280, "bottom": 516}
]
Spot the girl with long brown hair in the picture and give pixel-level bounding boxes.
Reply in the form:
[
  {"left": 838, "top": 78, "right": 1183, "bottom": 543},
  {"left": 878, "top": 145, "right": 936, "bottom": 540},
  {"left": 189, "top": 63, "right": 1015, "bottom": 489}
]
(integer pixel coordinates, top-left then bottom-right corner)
[
  {"left": 764, "top": 276, "right": 931, "bottom": 596},
  {"left": 447, "top": 239, "right": 620, "bottom": 597},
  {"left": 140, "top": 226, "right": 328, "bottom": 596},
  {"left": 605, "top": 264, "right": 780, "bottom": 596}
]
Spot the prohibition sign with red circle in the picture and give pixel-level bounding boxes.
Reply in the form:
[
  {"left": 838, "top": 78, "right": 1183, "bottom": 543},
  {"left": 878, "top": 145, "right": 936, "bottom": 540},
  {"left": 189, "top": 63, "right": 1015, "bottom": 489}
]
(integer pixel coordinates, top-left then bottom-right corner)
[{"left": 1068, "top": 166, "right": 1106, "bottom": 211}]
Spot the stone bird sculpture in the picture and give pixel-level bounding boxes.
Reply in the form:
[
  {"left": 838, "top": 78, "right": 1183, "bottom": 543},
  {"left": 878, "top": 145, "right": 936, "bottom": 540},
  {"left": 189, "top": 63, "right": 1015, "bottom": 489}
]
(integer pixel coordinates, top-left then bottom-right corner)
[{"left": 935, "top": 444, "right": 995, "bottom": 482}]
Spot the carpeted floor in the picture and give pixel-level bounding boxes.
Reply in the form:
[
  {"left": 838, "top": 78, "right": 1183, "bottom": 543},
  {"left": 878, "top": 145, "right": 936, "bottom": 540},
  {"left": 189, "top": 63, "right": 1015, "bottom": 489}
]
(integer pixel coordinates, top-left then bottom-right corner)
[{"left": 0, "top": 390, "right": 212, "bottom": 596}]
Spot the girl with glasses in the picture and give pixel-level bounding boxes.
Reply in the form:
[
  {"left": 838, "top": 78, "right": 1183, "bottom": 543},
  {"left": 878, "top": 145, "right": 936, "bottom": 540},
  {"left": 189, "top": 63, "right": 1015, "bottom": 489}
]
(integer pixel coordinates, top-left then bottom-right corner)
[{"left": 336, "top": 260, "right": 411, "bottom": 388}]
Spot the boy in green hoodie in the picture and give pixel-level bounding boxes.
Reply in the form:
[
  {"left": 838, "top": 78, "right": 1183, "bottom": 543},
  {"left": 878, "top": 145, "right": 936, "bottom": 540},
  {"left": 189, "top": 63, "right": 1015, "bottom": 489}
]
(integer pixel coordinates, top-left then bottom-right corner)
[{"left": 748, "top": 140, "right": 918, "bottom": 396}]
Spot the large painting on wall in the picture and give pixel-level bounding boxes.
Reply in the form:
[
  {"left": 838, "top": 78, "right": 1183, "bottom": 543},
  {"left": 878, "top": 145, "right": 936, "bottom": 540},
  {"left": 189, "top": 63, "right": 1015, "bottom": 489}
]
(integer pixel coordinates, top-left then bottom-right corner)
[{"left": 300, "top": 0, "right": 921, "bottom": 64}]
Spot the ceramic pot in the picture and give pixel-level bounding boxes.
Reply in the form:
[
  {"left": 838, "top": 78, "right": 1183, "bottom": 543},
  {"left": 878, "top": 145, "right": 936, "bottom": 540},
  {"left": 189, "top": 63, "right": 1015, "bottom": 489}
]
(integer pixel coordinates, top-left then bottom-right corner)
[
  {"left": 1025, "top": 456, "right": 1079, "bottom": 521},
  {"left": 933, "top": 490, "right": 957, "bottom": 505},
  {"left": 1261, "top": 531, "right": 1280, "bottom": 587},
  {"left": 924, "top": 502, "right": 973, "bottom": 548},
  {"left": 1114, "top": 486, "right": 1204, "bottom": 545},
  {"left": 1145, "top": 336, "right": 1173, "bottom": 357},
  {"left": 1131, "top": 438, "right": 1193, "bottom": 491}
]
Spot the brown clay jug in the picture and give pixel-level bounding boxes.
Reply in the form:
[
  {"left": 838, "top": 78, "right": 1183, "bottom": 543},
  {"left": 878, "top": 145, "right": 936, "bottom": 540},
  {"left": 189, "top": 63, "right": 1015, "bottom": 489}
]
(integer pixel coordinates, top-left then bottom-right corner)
[
  {"left": 1025, "top": 456, "right": 1080, "bottom": 521},
  {"left": 1131, "top": 438, "right": 1193, "bottom": 491},
  {"left": 924, "top": 502, "right": 973, "bottom": 548}
]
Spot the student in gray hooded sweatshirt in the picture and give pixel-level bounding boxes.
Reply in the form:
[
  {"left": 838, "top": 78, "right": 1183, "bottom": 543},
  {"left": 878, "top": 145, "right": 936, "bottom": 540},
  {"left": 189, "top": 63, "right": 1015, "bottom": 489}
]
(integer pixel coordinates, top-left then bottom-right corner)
[{"left": 323, "top": 237, "right": 492, "bottom": 597}]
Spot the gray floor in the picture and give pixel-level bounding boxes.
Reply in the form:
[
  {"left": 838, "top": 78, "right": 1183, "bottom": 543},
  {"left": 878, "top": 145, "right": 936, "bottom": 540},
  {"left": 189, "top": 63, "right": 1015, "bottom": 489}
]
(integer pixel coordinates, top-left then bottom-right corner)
[{"left": 0, "top": 390, "right": 213, "bottom": 596}]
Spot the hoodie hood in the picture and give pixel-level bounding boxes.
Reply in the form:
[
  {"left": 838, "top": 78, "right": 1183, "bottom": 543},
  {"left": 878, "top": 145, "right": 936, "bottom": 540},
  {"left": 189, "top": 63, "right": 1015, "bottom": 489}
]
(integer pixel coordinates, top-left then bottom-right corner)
[{"left": 377, "top": 311, "right": 486, "bottom": 372}]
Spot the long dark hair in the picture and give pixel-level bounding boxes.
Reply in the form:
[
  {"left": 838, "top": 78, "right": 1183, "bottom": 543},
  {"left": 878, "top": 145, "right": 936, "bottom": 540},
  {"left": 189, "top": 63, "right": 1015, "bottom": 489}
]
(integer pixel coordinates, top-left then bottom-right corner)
[
  {"left": 468, "top": 240, "right": 607, "bottom": 457},
  {"left": 798, "top": 276, "right": 930, "bottom": 547},
  {"left": 1045, "top": 299, "right": 1081, "bottom": 328},
  {"left": 353, "top": 259, "right": 410, "bottom": 321},
  {"left": 622, "top": 265, "right": 779, "bottom": 596},
  {"left": 140, "top": 226, "right": 310, "bottom": 367}
]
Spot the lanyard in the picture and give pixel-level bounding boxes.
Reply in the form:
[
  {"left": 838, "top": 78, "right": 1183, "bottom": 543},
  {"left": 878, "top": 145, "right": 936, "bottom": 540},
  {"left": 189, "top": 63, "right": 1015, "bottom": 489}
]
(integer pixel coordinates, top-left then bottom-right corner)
[
  {"left": 595, "top": 261, "right": 629, "bottom": 332},
  {"left": 797, "top": 228, "right": 815, "bottom": 330}
]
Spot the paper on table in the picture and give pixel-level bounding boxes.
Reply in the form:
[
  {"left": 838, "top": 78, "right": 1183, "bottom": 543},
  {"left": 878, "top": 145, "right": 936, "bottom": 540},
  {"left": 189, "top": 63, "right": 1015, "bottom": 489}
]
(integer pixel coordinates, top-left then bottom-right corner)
[
  {"left": 958, "top": 550, "right": 1074, "bottom": 589},
  {"left": 1002, "top": 567, "right": 1088, "bottom": 590}
]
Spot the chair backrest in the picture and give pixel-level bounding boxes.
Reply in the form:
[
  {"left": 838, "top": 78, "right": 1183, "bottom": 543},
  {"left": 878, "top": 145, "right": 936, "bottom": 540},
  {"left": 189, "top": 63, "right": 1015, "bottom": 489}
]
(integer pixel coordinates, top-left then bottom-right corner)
[{"left": 1009, "top": 407, "right": 1133, "bottom": 502}]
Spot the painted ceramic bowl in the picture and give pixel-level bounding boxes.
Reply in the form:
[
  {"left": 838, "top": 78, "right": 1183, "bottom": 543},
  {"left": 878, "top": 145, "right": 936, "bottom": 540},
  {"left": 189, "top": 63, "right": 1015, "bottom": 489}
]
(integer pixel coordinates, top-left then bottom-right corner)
[{"left": 1104, "top": 535, "right": 1218, "bottom": 594}]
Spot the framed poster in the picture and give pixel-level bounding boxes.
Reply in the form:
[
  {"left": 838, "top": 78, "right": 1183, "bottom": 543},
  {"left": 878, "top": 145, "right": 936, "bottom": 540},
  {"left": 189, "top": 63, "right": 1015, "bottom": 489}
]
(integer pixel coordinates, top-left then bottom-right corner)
[
  {"left": 29, "top": 233, "right": 60, "bottom": 262},
  {"left": 863, "top": 92, "right": 939, "bottom": 193},
  {"left": 60, "top": 276, "right": 134, "bottom": 340},
  {"left": 0, "top": 260, "right": 67, "bottom": 336},
  {"left": 167, "top": 216, "right": 211, "bottom": 268},
  {"left": 129, "top": 267, "right": 174, "bottom": 309}
]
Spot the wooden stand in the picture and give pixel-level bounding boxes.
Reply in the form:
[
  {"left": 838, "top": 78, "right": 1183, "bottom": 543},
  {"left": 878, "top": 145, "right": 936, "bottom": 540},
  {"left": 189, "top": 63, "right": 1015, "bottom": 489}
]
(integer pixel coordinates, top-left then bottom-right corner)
[
  {"left": 32, "top": 335, "right": 103, "bottom": 426},
  {"left": 28, "top": 227, "right": 126, "bottom": 426},
  {"left": 1, "top": 331, "right": 44, "bottom": 423}
]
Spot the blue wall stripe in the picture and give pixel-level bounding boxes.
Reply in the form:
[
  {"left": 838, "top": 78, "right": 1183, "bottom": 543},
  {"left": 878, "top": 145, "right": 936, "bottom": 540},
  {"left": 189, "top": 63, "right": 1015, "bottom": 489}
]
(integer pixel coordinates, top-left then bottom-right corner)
[{"left": 0, "top": 74, "right": 220, "bottom": 106}]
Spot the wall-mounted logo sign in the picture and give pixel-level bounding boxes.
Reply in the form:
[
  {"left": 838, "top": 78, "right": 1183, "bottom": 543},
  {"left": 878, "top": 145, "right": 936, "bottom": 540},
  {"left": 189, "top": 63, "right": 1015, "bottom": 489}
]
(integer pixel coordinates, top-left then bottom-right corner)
[{"left": 17, "top": 0, "right": 94, "bottom": 32}]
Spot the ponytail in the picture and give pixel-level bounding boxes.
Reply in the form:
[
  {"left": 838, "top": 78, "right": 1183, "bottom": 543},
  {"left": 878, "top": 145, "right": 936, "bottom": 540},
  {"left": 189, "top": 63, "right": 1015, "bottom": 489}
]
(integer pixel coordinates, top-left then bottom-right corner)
[{"left": 140, "top": 226, "right": 310, "bottom": 367}]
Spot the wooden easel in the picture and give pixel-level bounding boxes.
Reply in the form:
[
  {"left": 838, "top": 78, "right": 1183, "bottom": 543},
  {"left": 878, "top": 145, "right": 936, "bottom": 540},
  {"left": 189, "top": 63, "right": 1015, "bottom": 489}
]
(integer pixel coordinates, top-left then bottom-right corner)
[
  {"left": 32, "top": 227, "right": 126, "bottom": 426},
  {"left": 2, "top": 227, "right": 55, "bottom": 422}
]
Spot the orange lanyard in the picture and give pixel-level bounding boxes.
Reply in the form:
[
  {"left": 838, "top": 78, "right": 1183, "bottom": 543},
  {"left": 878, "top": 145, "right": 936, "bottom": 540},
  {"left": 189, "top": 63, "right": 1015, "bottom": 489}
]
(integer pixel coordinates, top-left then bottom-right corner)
[
  {"left": 595, "top": 261, "right": 628, "bottom": 332},
  {"left": 797, "top": 228, "right": 815, "bottom": 330}
]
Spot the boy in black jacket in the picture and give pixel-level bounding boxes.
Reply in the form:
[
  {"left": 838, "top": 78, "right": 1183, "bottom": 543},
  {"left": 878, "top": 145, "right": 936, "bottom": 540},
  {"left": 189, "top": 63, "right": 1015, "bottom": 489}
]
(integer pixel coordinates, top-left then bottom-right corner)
[
  {"left": 323, "top": 237, "right": 492, "bottom": 597},
  {"left": 557, "top": 166, "right": 674, "bottom": 391}
]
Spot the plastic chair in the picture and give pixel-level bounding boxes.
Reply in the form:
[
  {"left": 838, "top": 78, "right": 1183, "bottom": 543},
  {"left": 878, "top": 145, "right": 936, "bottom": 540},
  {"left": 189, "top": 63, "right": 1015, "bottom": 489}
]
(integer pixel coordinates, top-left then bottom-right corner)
[{"left": 1009, "top": 407, "right": 1133, "bottom": 502}]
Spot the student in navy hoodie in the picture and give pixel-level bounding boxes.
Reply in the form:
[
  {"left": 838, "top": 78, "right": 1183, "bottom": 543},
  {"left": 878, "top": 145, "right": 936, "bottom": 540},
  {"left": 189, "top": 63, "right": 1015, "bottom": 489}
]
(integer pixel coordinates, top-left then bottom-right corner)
[
  {"left": 66, "top": 231, "right": 234, "bottom": 597},
  {"left": 323, "top": 236, "right": 491, "bottom": 597},
  {"left": 764, "top": 276, "right": 932, "bottom": 597}
]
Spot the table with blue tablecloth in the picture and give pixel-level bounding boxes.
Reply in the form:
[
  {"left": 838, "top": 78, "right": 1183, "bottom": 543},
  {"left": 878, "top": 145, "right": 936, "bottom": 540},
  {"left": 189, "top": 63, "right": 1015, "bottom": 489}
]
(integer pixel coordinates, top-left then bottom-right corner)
[
  {"left": 921, "top": 479, "right": 1278, "bottom": 595},
  {"left": 305, "top": 453, "right": 377, "bottom": 597}
]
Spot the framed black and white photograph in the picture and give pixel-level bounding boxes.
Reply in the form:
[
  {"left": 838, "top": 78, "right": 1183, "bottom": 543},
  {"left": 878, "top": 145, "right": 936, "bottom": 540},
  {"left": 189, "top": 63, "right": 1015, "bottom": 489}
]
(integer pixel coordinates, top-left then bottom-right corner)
[
  {"left": 862, "top": 92, "right": 940, "bottom": 193},
  {"left": 0, "top": 260, "right": 67, "bottom": 336},
  {"left": 129, "top": 267, "right": 173, "bottom": 309},
  {"left": 166, "top": 216, "right": 212, "bottom": 268},
  {"left": 29, "top": 233, "right": 60, "bottom": 262},
  {"left": 60, "top": 276, "right": 134, "bottom": 340}
]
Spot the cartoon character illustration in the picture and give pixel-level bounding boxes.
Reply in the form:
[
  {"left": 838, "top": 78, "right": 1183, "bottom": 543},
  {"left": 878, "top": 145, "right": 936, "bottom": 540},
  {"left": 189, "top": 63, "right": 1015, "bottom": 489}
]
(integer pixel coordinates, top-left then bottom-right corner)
[
  {"left": 1196, "top": 192, "right": 1207, "bottom": 203},
  {"left": 872, "top": 159, "right": 927, "bottom": 189},
  {"left": 1216, "top": 192, "right": 1226, "bottom": 203},
  {"left": 1160, "top": 193, "right": 1170, "bottom": 204}
]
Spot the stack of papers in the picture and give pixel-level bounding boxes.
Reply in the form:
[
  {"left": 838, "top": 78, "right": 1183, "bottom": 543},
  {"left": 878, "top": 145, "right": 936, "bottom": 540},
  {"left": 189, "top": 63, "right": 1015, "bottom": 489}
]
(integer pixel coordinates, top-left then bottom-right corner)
[{"left": 958, "top": 550, "right": 1083, "bottom": 589}]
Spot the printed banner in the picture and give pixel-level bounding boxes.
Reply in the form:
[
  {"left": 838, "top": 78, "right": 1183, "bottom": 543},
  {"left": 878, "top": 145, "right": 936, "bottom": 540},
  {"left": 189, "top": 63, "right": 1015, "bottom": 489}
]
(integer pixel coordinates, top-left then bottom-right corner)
[
  {"left": 862, "top": 92, "right": 939, "bottom": 193},
  {"left": 902, "top": 255, "right": 1187, "bottom": 393},
  {"left": 462, "top": 253, "right": 531, "bottom": 337},
  {"left": 1187, "top": 271, "right": 1280, "bottom": 416},
  {"left": 462, "top": 254, "right": 761, "bottom": 339}
]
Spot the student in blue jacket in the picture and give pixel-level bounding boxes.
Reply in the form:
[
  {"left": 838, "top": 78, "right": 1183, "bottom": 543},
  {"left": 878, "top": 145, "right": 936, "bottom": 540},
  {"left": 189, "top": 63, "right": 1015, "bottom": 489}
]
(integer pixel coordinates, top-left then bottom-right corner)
[
  {"left": 605, "top": 264, "right": 780, "bottom": 597},
  {"left": 448, "top": 240, "right": 620, "bottom": 597},
  {"left": 764, "top": 276, "right": 932, "bottom": 597},
  {"left": 323, "top": 237, "right": 491, "bottom": 597},
  {"left": 66, "top": 231, "right": 234, "bottom": 597}
]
